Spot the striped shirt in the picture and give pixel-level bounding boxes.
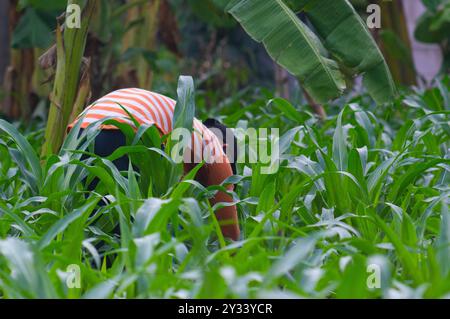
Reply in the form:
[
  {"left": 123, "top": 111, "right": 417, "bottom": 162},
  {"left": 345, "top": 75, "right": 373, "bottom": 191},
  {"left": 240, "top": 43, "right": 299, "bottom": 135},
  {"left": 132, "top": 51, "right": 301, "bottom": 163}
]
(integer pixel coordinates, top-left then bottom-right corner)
[{"left": 68, "top": 88, "right": 226, "bottom": 163}]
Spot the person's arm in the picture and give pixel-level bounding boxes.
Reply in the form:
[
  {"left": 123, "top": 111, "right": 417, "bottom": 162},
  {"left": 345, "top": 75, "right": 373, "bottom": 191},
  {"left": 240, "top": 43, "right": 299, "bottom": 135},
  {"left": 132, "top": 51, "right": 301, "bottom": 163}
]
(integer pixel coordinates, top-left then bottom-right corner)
[{"left": 184, "top": 156, "right": 240, "bottom": 240}]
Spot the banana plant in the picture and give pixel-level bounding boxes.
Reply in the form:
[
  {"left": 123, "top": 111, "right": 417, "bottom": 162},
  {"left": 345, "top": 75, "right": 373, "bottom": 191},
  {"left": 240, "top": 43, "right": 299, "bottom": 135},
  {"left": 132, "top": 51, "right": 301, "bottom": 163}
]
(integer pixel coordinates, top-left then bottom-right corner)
[
  {"left": 41, "top": 0, "right": 97, "bottom": 157},
  {"left": 226, "top": 0, "right": 397, "bottom": 105}
]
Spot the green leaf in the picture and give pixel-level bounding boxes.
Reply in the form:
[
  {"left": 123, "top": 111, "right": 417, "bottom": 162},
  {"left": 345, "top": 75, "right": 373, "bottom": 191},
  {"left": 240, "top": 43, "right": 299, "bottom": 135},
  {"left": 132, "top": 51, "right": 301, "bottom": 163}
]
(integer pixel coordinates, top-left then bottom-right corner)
[
  {"left": 170, "top": 162, "right": 204, "bottom": 199},
  {"left": 11, "top": 8, "right": 54, "bottom": 49},
  {"left": 347, "top": 148, "right": 369, "bottom": 199},
  {"left": 228, "top": 0, "right": 346, "bottom": 103},
  {"left": 422, "top": 0, "right": 443, "bottom": 11},
  {"left": 256, "top": 181, "right": 276, "bottom": 213},
  {"left": 300, "top": 0, "right": 397, "bottom": 104},
  {"left": 0, "top": 119, "right": 42, "bottom": 192},
  {"left": 188, "top": 0, "right": 236, "bottom": 28},
  {"left": 369, "top": 212, "right": 423, "bottom": 284},
  {"left": 266, "top": 237, "right": 316, "bottom": 281},
  {"left": 362, "top": 62, "right": 397, "bottom": 105},
  {"left": 173, "top": 76, "right": 196, "bottom": 132},
  {"left": 388, "top": 158, "right": 449, "bottom": 202},
  {"left": 83, "top": 279, "right": 118, "bottom": 299},
  {"left": 333, "top": 107, "right": 348, "bottom": 171},
  {"left": 415, "top": 4, "right": 450, "bottom": 43},
  {"left": 38, "top": 199, "right": 99, "bottom": 250},
  {"left": 335, "top": 255, "right": 369, "bottom": 298},
  {"left": 269, "top": 98, "right": 304, "bottom": 123},
  {"left": 18, "top": 0, "right": 67, "bottom": 11},
  {"left": 132, "top": 198, "right": 181, "bottom": 237},
  {"left": 0, "top": 238, "right": 56, "bottom": 298},
  {"left": 436, "top": 200, "right": 450, "bottom": 276}
]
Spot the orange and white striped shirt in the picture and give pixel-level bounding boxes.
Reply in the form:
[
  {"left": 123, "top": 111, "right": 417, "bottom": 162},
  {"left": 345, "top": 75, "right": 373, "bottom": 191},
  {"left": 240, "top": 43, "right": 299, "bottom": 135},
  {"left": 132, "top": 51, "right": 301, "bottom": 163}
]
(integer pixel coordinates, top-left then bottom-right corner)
[
  {"left": 68, "top": 88, "right": 225, "bottom": 163},
  {"left": 68, "top": 88, "right": 239, "bottom": 240}
]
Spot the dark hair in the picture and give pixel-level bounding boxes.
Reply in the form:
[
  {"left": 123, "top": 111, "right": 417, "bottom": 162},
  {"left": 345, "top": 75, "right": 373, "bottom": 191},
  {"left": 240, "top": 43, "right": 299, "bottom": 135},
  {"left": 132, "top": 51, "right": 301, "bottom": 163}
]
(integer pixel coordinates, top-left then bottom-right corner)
[{"left": 203, "top": 118, "right": 237, "bottom": 175}]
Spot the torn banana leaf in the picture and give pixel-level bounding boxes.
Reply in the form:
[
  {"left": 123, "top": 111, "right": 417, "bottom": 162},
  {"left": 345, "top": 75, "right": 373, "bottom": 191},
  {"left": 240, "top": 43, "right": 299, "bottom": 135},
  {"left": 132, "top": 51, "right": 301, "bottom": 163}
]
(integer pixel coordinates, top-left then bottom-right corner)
[
  {"left": 227, "top": 0, "right": 346, "bottom": 104},
  {"left": 300, "top": 0, "right": 397, "bottom": 104}
]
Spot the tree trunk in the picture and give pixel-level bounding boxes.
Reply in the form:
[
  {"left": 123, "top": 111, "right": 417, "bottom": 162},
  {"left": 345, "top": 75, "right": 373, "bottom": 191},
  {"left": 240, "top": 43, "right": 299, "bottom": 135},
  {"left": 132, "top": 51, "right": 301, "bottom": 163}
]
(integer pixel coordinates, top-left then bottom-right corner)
[
  {"left": 274, "top": 64, "right": 290, "bottom": 100},
  {"left": 377, "top": 0, "right": 417, "bottom": 86},
  {"left": 118, "top": 0, "right": 161, "bottom": 90},
  {"left": 0, "top": 0, "right": 35, "bottom": 120},
  {"left": 303, "top": 88, "right": 326, "bottom": 121}
]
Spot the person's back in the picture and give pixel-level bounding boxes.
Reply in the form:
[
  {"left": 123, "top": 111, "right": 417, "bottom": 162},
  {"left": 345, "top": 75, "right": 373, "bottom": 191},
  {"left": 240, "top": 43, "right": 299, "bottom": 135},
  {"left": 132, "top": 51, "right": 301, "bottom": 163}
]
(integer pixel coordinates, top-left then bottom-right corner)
[{"left": 68, "top": 88, "right": 240, "bottom": 240}]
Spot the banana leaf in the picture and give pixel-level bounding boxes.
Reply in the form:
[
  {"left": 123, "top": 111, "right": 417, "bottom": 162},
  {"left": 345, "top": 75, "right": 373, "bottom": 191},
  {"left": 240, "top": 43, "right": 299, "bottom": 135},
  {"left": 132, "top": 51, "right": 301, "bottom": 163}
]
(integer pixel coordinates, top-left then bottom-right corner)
[
  {"left": 227, "top": 0, "right": 396, "bottom": 105},
  {"left": 294, "top": 0, "right": 397, "bottom": 104},
  {"left": 227, "top": 0, "right": 346, "bottom": 104}
]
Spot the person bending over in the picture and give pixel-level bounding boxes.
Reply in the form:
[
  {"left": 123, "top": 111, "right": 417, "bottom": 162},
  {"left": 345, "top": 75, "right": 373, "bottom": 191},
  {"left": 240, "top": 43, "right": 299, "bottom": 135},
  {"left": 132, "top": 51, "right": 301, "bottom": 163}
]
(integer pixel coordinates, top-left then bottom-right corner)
[{"left": 68, "top": 88, "right": 240, "bottom": 240}]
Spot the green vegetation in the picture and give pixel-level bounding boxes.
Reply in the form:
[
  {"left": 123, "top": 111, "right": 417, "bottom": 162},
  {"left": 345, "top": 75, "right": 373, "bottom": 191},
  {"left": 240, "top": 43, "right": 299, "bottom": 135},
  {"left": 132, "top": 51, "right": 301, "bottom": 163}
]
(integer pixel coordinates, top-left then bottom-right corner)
[
  {"left": 0, "top": 78, "right": 449, "bottom": 298},
  {"left": 0, "top": 0, "right": 449, "bottom": 299},
  {"left": 228, "top": 0, "right": 396, "bottom": 104},
  {"left": 415, "top": 0, "right": 450, "bottom": 73}
]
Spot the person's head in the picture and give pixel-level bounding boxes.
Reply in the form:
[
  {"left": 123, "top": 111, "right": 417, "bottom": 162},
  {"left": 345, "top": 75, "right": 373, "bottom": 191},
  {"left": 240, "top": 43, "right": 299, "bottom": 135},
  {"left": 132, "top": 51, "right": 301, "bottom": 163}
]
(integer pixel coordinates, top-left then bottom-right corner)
[{"left": 203, "top": 118, "right": 237, "bottom": 175}]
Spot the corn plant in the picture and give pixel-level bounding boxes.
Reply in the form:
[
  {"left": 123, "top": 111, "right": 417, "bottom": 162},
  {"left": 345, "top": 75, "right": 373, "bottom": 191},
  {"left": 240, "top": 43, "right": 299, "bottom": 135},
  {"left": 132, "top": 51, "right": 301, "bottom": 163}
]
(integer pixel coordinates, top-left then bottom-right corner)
[
  {"left": 41, "top": 0, "right": 97, "bottom": 157},
  {"left": 0, "top": 76, "right": 449, "bottom": 298}
]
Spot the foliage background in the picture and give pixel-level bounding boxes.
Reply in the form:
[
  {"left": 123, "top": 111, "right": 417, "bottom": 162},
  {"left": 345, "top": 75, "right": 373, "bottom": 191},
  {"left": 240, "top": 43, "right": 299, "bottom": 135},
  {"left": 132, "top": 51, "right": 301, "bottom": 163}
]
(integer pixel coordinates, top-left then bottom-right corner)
[{"left": 0, "top": 0, "right": 449, "bottom": 299}]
